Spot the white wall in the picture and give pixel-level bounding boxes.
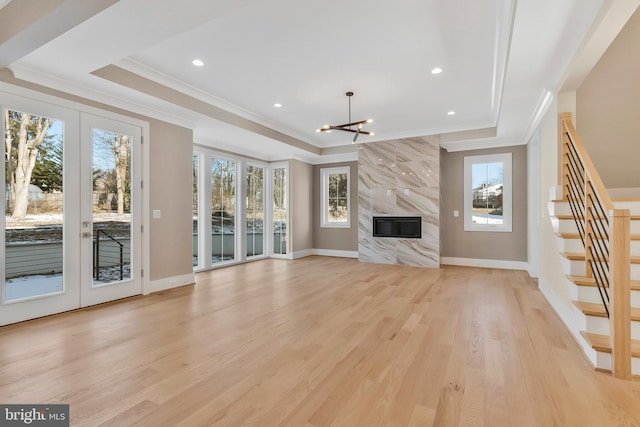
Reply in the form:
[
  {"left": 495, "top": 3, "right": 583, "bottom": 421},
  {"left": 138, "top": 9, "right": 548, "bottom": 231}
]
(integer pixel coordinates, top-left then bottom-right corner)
[{"left": 537, "top": 93, "right": 576, "bottom": 319}]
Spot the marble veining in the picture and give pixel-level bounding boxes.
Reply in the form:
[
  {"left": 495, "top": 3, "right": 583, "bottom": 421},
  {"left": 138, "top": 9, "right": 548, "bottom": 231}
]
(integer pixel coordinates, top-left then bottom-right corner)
[
  {"left": 359, "top": 142, "right": 396, "bottom": 166},
  {"left": 396, "top": 137, "right": 439, "bottom": 163},
  {"left": 358, "top": 135, "right": 440, "bottom": 267},
  {"left": 359, "top": 164, "right": 396, "bottom": 190},
  {"left": 396, "top": 187, "right": 439, "bottom": 217}
]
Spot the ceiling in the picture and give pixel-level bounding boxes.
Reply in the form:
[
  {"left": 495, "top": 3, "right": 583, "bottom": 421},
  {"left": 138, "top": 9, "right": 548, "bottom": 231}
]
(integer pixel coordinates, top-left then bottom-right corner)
[{"left": 0, "top": 0, "right": 635, "bottom": 163}]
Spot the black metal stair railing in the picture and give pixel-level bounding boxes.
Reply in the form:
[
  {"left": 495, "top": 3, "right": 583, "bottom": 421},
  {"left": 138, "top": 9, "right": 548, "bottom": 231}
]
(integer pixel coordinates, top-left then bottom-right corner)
[{"left": 563, "top": 129, "right": 610, "bottom": 317}]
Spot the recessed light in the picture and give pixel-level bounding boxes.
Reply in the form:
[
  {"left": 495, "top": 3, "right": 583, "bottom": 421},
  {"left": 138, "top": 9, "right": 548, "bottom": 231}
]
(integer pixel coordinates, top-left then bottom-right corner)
[
  {"left": 431, "top": 67, "right": 443, "bottom": 75},
  {"left": 192, "top": 59, "right": 204, "bottom": 67},
  {"left": 273, "top": 103, "right": 282, "bottom": 108},
  {"left": 447, "top": 111, "right": 456, "bottom": 116}
]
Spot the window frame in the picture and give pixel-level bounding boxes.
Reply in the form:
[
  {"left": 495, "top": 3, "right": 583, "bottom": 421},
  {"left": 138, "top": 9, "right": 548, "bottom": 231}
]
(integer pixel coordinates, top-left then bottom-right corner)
[
  {"left": 320, "top": 166, "right": 351, "bottom": 228},
  {"left": 463, "top": 153, "right": 512, "bottom": 232}
]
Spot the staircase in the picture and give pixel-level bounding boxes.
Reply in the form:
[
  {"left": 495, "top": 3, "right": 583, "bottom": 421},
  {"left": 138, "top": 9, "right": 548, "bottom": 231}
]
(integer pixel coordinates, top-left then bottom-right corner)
[
  {"left": 549, "top": 197, "right": 640, "bottom": 376},
  {"left": 548, "top": 113, "right": 637, "bottom": 379}
]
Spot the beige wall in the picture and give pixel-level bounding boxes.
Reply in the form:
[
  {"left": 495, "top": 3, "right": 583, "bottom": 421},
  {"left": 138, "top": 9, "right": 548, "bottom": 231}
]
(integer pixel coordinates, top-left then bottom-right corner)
[
  {"left": 290, "top": 159, "right": 313, "bottom": 253},
  {"left": 576, "top": 7, "right": 640, "bottom": 188},
  {"left": 0, "top": 71, "right": 194, "bottom": 282},
  {"left": 312, "top": 161, "right": 359, "bottom": 252},
  {"left": 440, "top": 145, "right": 527, "bottom": 261},
  {"left": 147, "top": 120, "right": 194, "bottom": 281}
]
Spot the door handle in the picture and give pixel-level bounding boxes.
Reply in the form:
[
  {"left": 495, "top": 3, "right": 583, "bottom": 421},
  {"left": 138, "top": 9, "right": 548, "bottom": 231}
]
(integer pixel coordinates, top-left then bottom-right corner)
[{"left": 82, "top": 232, "right": 93, "bottom": 238}]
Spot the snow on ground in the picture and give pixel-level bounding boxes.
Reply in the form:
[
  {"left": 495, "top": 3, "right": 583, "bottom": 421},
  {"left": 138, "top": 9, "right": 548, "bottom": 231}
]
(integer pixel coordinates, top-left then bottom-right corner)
[
  {"left": 6, "top": 265, "right": 131, "bottom": 301},
  {"left": 472, "top": 214, "right": 503, "bottom": 225},
  {"left": 5, "top": 274, "right": 63, "bottom": 301}
]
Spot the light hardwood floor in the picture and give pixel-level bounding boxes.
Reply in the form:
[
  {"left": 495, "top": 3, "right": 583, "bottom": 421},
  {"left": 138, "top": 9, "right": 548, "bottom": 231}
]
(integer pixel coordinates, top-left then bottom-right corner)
[{"left": 2, "top": 257, "right": 640, "bottom": 426}]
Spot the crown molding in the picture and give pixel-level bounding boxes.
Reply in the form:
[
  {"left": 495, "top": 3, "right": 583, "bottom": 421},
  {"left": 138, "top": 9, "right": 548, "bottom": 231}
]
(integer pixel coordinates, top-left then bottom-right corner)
[{"left": 9, "top": 64, "right": 195, "bottom": 129}]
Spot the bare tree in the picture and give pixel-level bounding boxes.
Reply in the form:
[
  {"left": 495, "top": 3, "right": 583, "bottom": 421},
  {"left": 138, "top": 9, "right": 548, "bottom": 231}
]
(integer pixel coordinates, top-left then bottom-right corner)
[
  {"left": 94, "top": 130, "right": 130, "bottom": 215},
  {"left": 113, "top": 134, "right": 129, "bottom": 215},
  {"left": 6, "top": 112, "right": 51, "bottom": 219}
]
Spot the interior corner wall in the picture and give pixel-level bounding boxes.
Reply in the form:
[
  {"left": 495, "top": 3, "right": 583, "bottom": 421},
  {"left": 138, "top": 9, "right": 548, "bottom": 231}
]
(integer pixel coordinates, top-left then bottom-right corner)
[
  {"left": 538, "top": 98, "right": 573, "bottom": 309},
  {"left": 576, "top": 6, "right": 640, "bottom": 189},
  {"left": 312, "top": 161, "right": 358, "bottom": 252},
  {"left": 290, "top": 159, "right": 313, "bottom": 254},
  {"left": 0, "top": 73, "right": 194, "bottom": 283},
  {"left": 440, "top": 145, "right": 528, "bottom": 262},
  {"left": 147, "top": 120, "right": 194, "bottom": 281},
  {"left": 358, "top": 136, "right": 440, "bottom": 267}
]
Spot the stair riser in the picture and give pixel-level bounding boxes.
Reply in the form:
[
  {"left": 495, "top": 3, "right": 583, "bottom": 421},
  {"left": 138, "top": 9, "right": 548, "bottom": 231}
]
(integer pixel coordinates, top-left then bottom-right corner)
[
  {"left": 590, "top": 351, "right": 640, "bottom": 376},
  {"left": 552, "top": 218, "right": 640, "bottom": 234},
  {"left": 560, "top": 258, "right": 585, "bottom": 276},
  {"left": 556, "top": 239, "right": 640, "bottom": 257},
  {"left": 582, "top": 315, "right": 640, "bottom": 340},
  {"left": 633, "top": 357, "right": 640, "bottom": 376},
  {"left": 556, "top": 238, "right": 640, "bottom": 256},
  {"left": 556, "top": 237, "right": 583, "bottom": 253},
  {"left": 575, "top": 285, "right": 640, "bottom": 307},
  {"left": 596, "top": 351, "right": 611, "bottom": 372},
  {"left": 552, "top": 218, "right": 578, "bottom": 234},
  {"left": 614, "top": 201, "right": 640, "bottom": 216},
  {"left": 554, "top": 200, "right": 640, "bottom": 216},
  {"left": 549, "top": 201, "right": 572, "bottom": 217},
  {"left": 565, "top": 260, "right": 640, "bottom": 280}
]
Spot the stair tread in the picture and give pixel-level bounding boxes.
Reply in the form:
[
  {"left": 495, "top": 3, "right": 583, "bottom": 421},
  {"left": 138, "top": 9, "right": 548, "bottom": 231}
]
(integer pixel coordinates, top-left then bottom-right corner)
[
  {"left": 561, "top": 252, "right": 640, "bottom": 264},
  {"left": 556, "top": 232, "right": 640, "bottom": 241},
  {"left": 573, "top": 301, "right": 640, "bottom": 320},
  {"left": 555, "top": 198, "right": 640, "bottom": 203},
  {"left": 556, "top": 214, "right": 640, "bottom": 221},
  {"left": 580, "top": 331, "right": 640, "bottom": 357},
  {"left": 561, "top": 252, "right": 587, "bottom": 261},
  {"left": 567, "top": 275, "right": 640, "bottom": 291}
]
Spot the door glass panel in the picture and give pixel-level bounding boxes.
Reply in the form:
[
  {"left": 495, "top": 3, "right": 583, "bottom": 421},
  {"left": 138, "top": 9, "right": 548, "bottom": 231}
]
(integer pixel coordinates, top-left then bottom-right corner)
[
  {"left": 193, "top": 155, "right": 199, "bottom": 267},
  {"left": 273, "top": 167, "right": 287, "bottom": 255},
  {"left": 4, "top": 109, "right": 64, "bottom": 301},
  {"left": 246, "top": 165, "right": 264, "bottom": 257},
  {"left": 471, "top": 161, "right": 504, "bottom": 225},
  {"left": 92, "top": 129, "right": 132, "bottom": 285},
  {"left": 211, "top": 158, "right": 235, "bottom": 263}
]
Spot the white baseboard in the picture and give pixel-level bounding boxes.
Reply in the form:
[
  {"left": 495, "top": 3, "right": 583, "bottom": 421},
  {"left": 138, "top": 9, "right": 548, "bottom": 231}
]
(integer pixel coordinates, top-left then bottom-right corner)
[
  {"left": 291, "top": 249, "right": 359, "bottom": 259},
  {"left": 292, "top": 249, "right": 313, "bottom": 259},
  {"left": 538, "top": 277, "right": 597, "bottom": 367},
  {"left": 312, "top": 249, "right": 359, "bottom": 258},
  {"left": 145, "top": 272, "right": 195, "bottom": 295},
  {"left": 440, "top": 257, "right": 528, "bottom": 271}
]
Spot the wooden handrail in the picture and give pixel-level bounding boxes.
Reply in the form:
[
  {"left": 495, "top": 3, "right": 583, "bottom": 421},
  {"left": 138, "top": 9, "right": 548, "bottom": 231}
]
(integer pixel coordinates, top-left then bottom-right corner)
[
  {"left": 561, "top": 113, "right": 614, "bottom": 212},
  {"left": 560, "top": 112, "right": 631, "bottom": 380}
]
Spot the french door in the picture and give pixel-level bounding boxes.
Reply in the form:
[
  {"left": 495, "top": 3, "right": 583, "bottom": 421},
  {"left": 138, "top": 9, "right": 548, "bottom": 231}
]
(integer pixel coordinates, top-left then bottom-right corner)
[
  {"left": 80, "top": 114, "right": 142, "bottom": 307},
  {"left": 1, "top": 95, "right": 143, "bottom": 325}
]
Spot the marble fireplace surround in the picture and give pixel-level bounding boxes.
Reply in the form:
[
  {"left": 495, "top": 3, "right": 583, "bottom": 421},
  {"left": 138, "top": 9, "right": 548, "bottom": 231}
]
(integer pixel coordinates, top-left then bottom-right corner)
[{"left": 358, "top": 136, "right": 440, "bottom": 267}]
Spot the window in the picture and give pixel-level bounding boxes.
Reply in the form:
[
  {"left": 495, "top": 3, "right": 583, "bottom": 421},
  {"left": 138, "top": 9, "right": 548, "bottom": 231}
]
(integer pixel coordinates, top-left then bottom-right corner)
[
  {"left": 464, "top": 153, "right": 512, "bottom": 232},
  {"left": 246, "top": 164, "right": 265, "bottom": 257},
  {"left": 211, "top": 157, "right": 236, "bottom": 263},
  {"left": 272, "top": 165, "right": 288, "bottom": 255},
  {"left": 192, "top": 154, "right": 199, "bottom": 267},
  {"left": 320, "top": 166, "right": 350, "bottom": 228}
]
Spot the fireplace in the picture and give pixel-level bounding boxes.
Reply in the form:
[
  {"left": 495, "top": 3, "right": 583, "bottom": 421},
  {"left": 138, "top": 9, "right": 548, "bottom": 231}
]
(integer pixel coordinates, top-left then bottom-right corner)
[{"left": 372, "top": 216, "right": 422, "bottom": 238}]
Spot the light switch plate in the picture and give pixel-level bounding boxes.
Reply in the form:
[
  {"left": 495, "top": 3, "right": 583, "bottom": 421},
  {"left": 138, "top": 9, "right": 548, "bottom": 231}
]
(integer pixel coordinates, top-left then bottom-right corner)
[
  {"left": 153, "top": 209, "right": 161, "bottom": 219},
  {"left": 453, "top": 210, "right": 459, "bottom": 217}
]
